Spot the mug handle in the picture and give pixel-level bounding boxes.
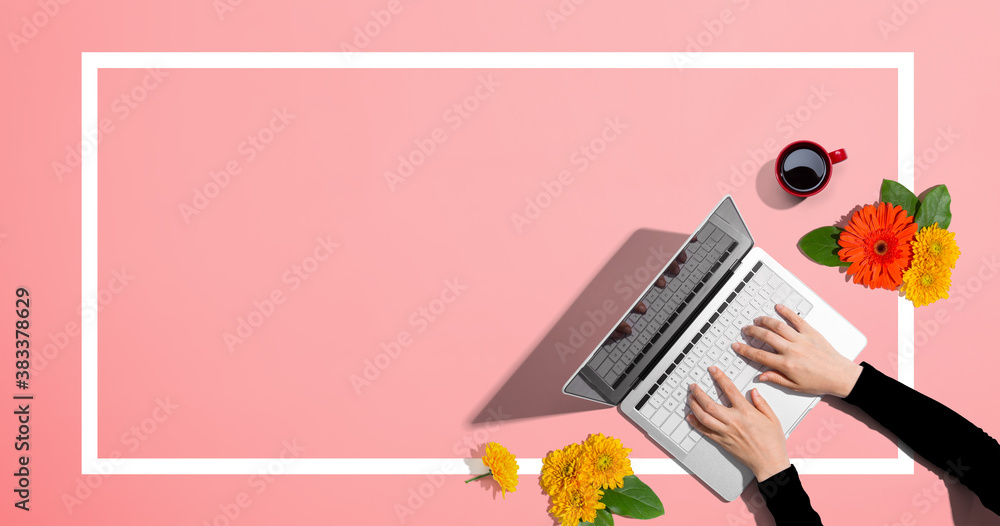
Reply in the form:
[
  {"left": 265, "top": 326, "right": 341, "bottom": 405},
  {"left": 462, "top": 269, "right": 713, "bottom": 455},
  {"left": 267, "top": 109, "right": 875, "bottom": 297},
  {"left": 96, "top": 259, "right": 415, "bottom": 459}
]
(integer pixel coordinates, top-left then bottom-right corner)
[{"left": 829, "top": 149, "right": 847, "bottom": 164}]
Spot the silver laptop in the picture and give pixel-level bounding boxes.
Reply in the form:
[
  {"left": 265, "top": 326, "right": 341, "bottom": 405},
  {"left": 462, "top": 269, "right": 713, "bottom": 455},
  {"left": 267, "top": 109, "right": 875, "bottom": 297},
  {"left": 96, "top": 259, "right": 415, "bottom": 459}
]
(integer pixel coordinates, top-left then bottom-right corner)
[{"left": 562, "top": 195, "right": 866, "bottom": 501}]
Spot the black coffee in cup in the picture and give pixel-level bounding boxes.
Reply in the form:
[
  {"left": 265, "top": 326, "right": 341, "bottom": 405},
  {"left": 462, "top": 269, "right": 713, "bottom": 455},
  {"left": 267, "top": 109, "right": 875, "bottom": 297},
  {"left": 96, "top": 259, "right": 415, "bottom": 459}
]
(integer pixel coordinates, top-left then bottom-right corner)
[{"left": 778, "top": 144, "right": 828, "bottom": 194}]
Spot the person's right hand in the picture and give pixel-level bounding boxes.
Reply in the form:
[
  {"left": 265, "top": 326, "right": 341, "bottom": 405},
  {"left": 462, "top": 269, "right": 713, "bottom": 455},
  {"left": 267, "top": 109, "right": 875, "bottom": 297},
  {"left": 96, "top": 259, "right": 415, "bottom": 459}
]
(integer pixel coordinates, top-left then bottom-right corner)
[{"left": 733, "top": 304, "right": 863, "bottom": 398}]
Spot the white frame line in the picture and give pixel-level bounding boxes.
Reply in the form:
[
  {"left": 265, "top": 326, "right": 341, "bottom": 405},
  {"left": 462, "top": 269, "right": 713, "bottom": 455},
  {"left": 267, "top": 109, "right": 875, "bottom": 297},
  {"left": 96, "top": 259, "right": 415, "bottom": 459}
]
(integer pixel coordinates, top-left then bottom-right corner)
[{"left": 81, "top": 51, "right": 914, "bottom": 476}]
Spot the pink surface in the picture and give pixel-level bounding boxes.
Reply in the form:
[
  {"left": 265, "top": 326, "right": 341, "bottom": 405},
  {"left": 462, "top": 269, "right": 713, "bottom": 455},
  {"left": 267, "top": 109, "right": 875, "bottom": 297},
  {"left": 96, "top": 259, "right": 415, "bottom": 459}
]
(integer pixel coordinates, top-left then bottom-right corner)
[
  {"left": 95, "top": 67, "right": 898, "bottom": 461},
  {"left": 2, "top": 2, "right": 999, "bottom": 526}
]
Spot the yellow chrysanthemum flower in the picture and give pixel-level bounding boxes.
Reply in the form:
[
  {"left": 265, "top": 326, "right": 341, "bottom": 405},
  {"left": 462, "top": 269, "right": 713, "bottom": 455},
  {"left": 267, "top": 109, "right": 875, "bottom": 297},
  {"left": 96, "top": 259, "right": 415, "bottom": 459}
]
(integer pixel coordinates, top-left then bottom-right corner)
[
  {"left": 465, "top": 443, "right": 518, "bottom": 498},
  {"left": 482, "top": 442, "right": 518, "bottom": 498},
  {"left": 540, "top": 443, "right": 593, "bottom": 496},
  {"left": 911, "top": 223, "right": 960, "bottom": 269},
  {"left": 549, "top": 483, "right": 605, "bottom": 526},
  {"left": 903, "top": 261, "right": 951, "bottom": 307},
  {"left": 582, "top": 433, "right": 634, "bottom": 490}
]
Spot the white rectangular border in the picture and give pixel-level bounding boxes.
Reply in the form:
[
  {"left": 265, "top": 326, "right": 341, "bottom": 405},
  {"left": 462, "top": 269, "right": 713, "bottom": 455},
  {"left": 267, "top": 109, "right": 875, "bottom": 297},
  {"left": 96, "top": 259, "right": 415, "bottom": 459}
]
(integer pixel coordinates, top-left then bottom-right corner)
[{"left": 82, "top": 51, "right": 915, "bottom": 475}]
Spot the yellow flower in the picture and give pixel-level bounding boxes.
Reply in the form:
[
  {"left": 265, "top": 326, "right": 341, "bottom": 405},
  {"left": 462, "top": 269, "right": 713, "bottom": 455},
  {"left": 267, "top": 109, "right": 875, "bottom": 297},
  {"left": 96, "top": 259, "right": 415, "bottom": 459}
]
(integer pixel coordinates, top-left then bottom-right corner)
[
  {"left": 903, "top": 261, "right": 951, "bottom": 307},
  {"left": 549, "top": 484, "right": 605, "bottom": 526},
  {"left": 540, "top": 443, "right": 592, "bottom": 496},
  {"left": 473, "top": 442, "right": 518, "bottom": 498},
  {"left": 581, "top": 433, "right": 634, "bottom": 490},
  {"left": 910, "top": 223, "right": 960, "bottom": 269}
]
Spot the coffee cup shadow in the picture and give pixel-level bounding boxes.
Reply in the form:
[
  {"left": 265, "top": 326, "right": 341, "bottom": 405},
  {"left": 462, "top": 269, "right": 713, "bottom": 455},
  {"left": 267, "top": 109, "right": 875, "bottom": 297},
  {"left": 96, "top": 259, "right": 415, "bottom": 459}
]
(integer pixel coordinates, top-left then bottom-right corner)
[{"left": 756, "top": 159, "right": 805, "bottom": 210}]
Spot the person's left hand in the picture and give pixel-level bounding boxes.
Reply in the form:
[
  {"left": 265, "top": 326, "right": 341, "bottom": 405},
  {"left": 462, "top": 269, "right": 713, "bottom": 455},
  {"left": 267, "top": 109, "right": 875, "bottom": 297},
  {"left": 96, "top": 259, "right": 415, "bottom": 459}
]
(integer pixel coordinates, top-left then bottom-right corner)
[{"left": 686, "top": 366, "right": 791, "bottom": 482}]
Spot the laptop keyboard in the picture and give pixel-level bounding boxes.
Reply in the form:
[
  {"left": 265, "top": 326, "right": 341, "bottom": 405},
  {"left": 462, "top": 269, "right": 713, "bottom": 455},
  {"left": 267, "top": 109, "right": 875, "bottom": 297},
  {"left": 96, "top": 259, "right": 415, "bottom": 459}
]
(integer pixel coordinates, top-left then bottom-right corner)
[
  {"left": 587, "top": 224, "right": 736, "bottom": 388},
  {"left": 633, "top": 261, "right": 814, "bottom": 454}
]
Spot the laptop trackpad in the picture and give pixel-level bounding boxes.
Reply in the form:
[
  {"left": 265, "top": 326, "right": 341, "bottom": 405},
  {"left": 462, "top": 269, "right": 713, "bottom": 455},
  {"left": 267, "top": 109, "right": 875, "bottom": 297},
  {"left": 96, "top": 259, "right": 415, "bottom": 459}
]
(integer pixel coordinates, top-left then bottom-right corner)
[
  {"left": 687, "top": 435, "right": 755, "bottom": 501},
  {"left": 747, "top": 376, "right": 819, "bottom": 435}
]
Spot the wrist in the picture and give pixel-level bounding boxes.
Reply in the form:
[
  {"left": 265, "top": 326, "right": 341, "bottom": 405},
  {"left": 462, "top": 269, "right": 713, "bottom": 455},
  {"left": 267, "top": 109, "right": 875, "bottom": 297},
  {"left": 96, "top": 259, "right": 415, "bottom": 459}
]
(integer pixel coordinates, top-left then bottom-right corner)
[
  {"left": 832, "top": 363, "right": 863, "bottom": 398},
  {"left": 752, "top": 458, "right": 791, "bottom": 482}
]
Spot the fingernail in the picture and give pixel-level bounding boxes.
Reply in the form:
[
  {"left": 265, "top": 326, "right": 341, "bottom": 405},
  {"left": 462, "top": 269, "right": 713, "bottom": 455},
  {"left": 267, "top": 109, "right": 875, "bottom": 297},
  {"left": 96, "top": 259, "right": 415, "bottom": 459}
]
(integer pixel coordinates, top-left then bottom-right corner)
[
  {"left": 754, "top": 317, "right": 761, "bottom": 324},
  {"left": 709, "top": 366, "right": 718, "bottom": 374},
  {"left": 731, "top": 342, "right": 739, "bottom": 350},
  {"left": 688, "top": 383, "right": 696, "bottom": 390},
  {"left": 776, "top": 304, "right": 785, "bottom": 310}
]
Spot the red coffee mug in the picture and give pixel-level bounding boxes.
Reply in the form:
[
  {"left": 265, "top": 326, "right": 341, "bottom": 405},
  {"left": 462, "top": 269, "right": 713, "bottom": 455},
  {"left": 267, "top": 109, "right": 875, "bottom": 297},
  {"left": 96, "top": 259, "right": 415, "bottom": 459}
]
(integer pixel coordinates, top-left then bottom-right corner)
[{"left": 775, "top": 140, "right": 847, "bottom": 197}]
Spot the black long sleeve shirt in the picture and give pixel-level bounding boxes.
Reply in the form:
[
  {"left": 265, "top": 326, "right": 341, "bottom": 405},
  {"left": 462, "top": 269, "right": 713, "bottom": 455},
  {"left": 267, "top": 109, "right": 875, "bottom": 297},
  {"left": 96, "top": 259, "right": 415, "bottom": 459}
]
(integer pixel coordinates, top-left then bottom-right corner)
[{"left": 758, "top": 361, "right": 1000, "bottom": 524}]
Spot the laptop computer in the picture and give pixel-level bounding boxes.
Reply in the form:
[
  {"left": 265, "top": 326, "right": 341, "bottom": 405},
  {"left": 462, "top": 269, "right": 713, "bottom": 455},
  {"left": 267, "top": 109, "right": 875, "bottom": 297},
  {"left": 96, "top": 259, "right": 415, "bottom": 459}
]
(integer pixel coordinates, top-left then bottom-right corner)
[{"left": 562, "top": 195, "right": 866, "bottom": 501}]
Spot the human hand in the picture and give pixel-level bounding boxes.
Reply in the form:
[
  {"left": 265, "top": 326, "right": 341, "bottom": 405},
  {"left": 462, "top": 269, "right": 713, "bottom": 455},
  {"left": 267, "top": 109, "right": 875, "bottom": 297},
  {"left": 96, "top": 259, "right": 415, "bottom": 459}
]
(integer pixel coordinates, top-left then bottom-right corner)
[
  {"left": 734, "top": 304, "right": 863, "bottom": 398},
  {"left": 687, "top": 366, "right": 790, "bottom": 482}
]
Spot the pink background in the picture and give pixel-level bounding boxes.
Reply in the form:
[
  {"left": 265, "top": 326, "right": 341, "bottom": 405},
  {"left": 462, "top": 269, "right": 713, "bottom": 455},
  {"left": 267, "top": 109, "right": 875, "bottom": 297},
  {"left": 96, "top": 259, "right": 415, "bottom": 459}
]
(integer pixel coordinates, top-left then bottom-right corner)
[{"left": 3, "top": 2, "right": 999, "bottom": 526}]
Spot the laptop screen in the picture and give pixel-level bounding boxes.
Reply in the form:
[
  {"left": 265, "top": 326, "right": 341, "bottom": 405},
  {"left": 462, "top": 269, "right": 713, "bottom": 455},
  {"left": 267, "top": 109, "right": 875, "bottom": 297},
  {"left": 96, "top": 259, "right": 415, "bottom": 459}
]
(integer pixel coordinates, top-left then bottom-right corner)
[{"left": 564, "top": 196, "right": 753, "bottom": 405}]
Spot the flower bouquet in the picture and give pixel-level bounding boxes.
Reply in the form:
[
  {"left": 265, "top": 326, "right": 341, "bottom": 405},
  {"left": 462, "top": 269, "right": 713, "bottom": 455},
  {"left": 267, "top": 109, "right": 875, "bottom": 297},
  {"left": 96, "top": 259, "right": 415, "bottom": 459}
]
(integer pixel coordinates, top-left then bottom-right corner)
[
  {"left": 468, "top": 435, "right": 664, "bottom": 525},
  {"left": 798, "top": 180, "right": 960, "bottom": 306},
  {"left": 540, "top": 434, "right": 662, "bottom": 526}
]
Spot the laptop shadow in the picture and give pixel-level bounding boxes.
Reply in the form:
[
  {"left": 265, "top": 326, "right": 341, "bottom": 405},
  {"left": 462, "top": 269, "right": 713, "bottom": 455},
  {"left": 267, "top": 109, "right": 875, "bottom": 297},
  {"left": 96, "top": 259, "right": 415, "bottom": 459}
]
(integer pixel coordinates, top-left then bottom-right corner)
[{"left": 469, "top": 228, "right": 689, "bottom": 424}]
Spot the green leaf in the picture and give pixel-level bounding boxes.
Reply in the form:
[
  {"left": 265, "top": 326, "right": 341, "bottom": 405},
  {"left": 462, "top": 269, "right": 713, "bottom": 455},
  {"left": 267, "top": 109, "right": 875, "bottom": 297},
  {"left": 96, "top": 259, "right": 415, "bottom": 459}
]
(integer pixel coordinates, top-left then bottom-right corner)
[
  {"left": 880, "top": 179, "right": 919, "bottom": 217},
  {"left": 582, "top": 509, "right": 614, "bottom": 526},
  {"left": 599, "top": 475, "right": 664, "bottom": 520},
  {"left": 914, "top": 185, "right": 952, "bottom": 229},
  {"left": 798, "top": 226, "right": 850, "bottom": 267}
]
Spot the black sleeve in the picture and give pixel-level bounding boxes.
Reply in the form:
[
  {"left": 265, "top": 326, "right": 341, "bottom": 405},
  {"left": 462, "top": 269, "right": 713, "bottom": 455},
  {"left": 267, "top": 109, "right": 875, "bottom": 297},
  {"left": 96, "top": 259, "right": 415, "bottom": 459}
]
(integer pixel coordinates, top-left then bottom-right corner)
[
  {"left": 844, "top": 361, "right": 1000, "bottom": 515},
  {"left": 757, "top": 465, "right": 823, "bottom": 525}
]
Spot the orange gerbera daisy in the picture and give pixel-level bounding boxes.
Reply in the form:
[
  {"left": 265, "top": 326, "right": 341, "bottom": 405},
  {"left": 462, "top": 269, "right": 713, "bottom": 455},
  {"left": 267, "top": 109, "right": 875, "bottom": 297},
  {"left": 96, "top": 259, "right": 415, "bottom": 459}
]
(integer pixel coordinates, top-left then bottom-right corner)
[{"left": 838, "top": 202, "right": 919, "bottom": 290}]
